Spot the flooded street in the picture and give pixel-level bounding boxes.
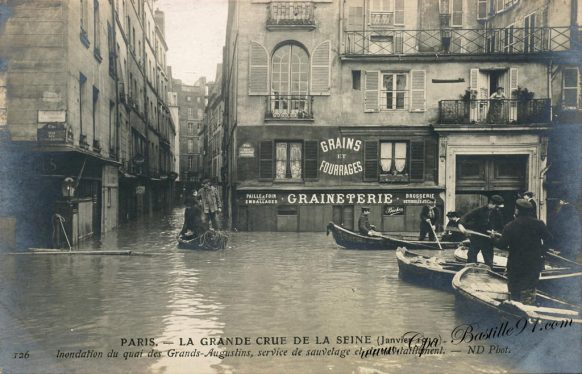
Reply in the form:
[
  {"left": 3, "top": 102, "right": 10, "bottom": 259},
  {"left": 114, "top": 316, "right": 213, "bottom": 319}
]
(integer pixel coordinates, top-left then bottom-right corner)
[{"left": 1, "top": 208, "right": 580, "bottom": 374}]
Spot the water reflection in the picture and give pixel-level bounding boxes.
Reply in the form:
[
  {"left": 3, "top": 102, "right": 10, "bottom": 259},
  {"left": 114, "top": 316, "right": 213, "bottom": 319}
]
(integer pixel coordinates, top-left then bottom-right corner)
[{"left": 0, "top": 208, "right": 579, "bottom": 373}]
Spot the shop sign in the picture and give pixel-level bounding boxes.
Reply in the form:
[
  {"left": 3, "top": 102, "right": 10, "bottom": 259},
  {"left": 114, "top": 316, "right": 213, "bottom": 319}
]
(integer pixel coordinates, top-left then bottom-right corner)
[
  {"left": 136, "top": 186, "right": 146, "bottom": 194},
  {"left": 319, "top": 137, "right": 363, "bottom": 176},
  {"left": 240, "top": 191, "right": 440, "bottom": 206},
  {"left": 238, "top": 143, "right": 255, "bottom": 158},
  {"left": 384, "top": 206, "right": 404, "bottom": 216},
  {"left": 37, "top": 123, "right": 70, "bottom": 143}
]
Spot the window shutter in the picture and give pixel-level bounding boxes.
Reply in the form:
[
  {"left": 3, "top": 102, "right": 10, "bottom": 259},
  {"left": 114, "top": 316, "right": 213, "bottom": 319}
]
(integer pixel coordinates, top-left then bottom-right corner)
[
  {"left": 477, "top": 0, "right": 488, "bottom": 20},
  {"left": 249, "top": 41, "right": 269, "bottom": 95},
  {"left": 348, "top": 6, "right": 364, "bottom": 29},
  {"left": 410, "top": 70, "right": 426, "bottom": 112},
  {"left": 410, "top": 139, "right": 425, "bottom": 182},
  {"left": 311, "top": 40, "right": 331, "bottom": 95},
  {"left": 470, "top": 68, "right": 479, "bottom": 92},
  {"left": 394, "top": 0, "right": 404, "bottom": 25},
  {"left": 451, "top": 0, "right": 463, "bottom": 26},
  {"left": 394, "top": 32, "right": 403, "bottom": 53},
  {"left": 364, "top": 71, "right": 379, "bottom": 112},
  {"left": 363, "top": 140, "right": 379, "bottom": 181},
  {"left": 424, "top": 138, "right": 437, "bottom": 183},
  {"left": 259, "top": 140, "right": 273, "bottom": 179},
  {"left": 304, "top": 141, "right": 319, "bottom": 179}
]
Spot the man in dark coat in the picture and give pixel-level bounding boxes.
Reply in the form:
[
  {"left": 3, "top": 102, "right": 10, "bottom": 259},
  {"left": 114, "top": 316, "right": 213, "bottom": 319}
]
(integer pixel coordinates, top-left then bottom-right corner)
[
  {"left": 459, "top": 195, "right": 505, "bottom": 267},
  {"left": 419, "top": 198, "right": 440, "bottom": 241},
  {"left": 179, "top": 197, "right": 207, "bottom": 239},
  {"left": 442, "top": 211, "right": 465, "bottom": 242},
  {"left": 493, "top": 199, "right": 552, "bottom": 304},
  {"left": 197, "top": 179, "right": 222, "bottom": 230},
  {"left": 358, "top": 207, "right": 378, "bottom": 236}
]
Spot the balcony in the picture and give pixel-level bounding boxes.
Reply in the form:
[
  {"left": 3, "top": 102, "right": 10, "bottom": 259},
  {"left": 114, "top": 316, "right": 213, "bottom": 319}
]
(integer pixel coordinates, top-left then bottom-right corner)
[
  {"left": 438, "top": 99, "right": 551, "bottom": 125},
  {"left": 265, "top": 95, "right": 313, "bottom": 120},
  {"left": 266, "top": 2, "right": 315, "bottom": 31},
  {"left": 343, "top": 26, "right": 577, "bottom": 56}
]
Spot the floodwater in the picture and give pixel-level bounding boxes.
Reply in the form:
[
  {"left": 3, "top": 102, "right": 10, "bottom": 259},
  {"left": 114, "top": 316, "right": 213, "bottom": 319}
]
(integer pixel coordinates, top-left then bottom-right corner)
[{"left": 0, "top": 208, "right": 580, "bottom": 374}]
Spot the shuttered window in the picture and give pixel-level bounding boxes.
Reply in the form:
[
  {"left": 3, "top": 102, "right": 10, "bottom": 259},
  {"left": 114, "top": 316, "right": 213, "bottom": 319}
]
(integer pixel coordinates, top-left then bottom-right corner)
[
  {"left": 364, "top": 71, "right": 379, "bottom": 112},
  {"left": 424, "top": 138, "right": 437, "bottom": 183},
  {"left": 477, "top": 0, "right": 488, "bottom": 20},
  {"left": 249, "top": 41, "right": 269, "bottom": 95},
  {"left": 409, "top": 70, "right": 426, "bottom": 112},
  {"left": 311, "top": 40, "right": 331, "bottom": 95},
  {"left": 394, "top": 0, "right": 404, "bottom": 25},
  {"left": 304, "top": 141, "right": 319, "bottom": 179},
  {"left": 451, "top": 0, "right": 463, "bottom": 27},
  {"left": 363, "top": 140, "right": 379, "bottom": 181},
  {"left": 348, "top": 5, "right": 364, "bottom": 29},
  {"left": 259, "top": 141, "right": 274, "bottom": 179},
  {"left": 409, "top": 140, "right": 425, "bottom": 182},
  {"left": 563, "top": 67, "right": 580, "bottom": 109}
]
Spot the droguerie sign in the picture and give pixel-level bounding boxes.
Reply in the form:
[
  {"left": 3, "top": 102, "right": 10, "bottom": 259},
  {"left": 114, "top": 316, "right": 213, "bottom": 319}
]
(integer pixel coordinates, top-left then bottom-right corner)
[{"left": 319, "top": 137, "right": 363, "bottom": 176}]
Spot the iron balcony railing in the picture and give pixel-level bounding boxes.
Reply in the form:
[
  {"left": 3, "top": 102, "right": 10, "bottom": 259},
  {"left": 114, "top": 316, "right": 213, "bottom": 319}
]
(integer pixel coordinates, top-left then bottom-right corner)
[
  {"left": 343, "top": 26, "right": 577, "bottom": 55},
  {"left": 266, "top": 95, "right": 314, "bottom": 120},
  {"left": 267, "top": 2, "right": 315, "bottom": 28},
  {"left": 438, "top": 99, "right": 551, "bottom": 125}
]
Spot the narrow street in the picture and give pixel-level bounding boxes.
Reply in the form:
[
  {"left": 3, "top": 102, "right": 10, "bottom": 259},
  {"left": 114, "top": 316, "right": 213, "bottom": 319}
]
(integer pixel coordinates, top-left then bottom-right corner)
[{"left": 1, "top": 208, "right": 580, "bottom": 374}]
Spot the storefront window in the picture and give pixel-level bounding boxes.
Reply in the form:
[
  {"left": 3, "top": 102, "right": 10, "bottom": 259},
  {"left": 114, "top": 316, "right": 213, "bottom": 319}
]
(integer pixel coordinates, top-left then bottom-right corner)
[{"left": 275, "top": 142, "right": 302, "bottom": 180}]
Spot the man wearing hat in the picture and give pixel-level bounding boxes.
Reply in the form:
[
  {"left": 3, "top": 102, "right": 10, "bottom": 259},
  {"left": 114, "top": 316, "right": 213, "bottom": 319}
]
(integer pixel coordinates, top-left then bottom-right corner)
[
  {"left": 197, "top": 179, "right": 222, "bottom": 230},
  {"left": 419, "top": 198, "right": 440, "bottom": 241},
  {"left": 442, "top": 211, "right": 465, "bottom": 242},
  {"left": 522, "top": 191, "right": 537, "bottom": 217},
  {"left": 492, "top": 199, "right": 551, "bottom": 304},
  {"left": 458, "top": 195, "right": 505, "bottom": 267},
  {"left": 358, "top": 207, "right": 378, "bottom": 236}
]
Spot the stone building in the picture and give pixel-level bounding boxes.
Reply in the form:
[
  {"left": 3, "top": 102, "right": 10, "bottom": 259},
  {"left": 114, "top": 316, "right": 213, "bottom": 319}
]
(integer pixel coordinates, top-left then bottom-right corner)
[
  {"left": 0, "top": 0, "right": 176, "bottom": 248},
  {"left": 220, "top": 0, "right": 580, "bottom": 233}
]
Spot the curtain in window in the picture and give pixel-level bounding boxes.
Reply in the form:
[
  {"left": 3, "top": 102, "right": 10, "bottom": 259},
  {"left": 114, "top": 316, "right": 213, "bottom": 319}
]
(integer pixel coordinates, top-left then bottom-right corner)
[
  {"left": 276, "top": 143, "right": 288, "bottom": 179},
  {"left": 380, "top": 142, "right": 393, "bottom": 172},
  {"left": 394, "top": 142, "right": 407, "bottom": 172},
  {"left": 290, "top": 143, "right": 302, "bottom": 179}
]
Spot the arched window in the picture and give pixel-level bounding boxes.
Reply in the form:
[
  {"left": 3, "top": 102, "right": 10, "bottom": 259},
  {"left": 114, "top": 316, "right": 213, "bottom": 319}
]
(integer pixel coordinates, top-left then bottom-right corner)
[{"left": 271, "top": 43, "right": 309, "bottom": 118}]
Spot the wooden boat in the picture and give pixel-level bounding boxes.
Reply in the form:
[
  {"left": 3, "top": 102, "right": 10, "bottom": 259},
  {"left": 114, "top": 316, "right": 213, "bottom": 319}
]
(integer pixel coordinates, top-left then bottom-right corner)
[
  {"left": 454, "top": 246, "right": 508, "bottom": 267},
  {"left": 326, "top": 222, "right": 461, "bottom": 250},
  {"left": 452, "top": 265, "right": 582, "bottom": 325},
  {"left": 178, "top": 230, "right": 229, "bottom": 250},
  {"left": 396, "top": 248, "right": 504, "bottom": 289}
]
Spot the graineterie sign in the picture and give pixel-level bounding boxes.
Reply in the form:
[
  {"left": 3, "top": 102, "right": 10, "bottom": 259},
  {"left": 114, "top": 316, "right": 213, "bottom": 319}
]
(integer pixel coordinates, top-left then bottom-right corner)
[
  {"left": 240, "top": 192, "right": 440, "bottom": 206},
  {"left": 319, "top": 137, "right": 363, "bottom": 176}
]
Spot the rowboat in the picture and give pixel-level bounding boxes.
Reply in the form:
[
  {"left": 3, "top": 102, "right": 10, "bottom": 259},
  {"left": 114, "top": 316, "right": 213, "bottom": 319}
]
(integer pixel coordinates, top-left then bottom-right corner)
[
  {"left": 326, "top": 222, "right": 462, "bottom": 250},
  {"left": 452, "top": 265, "right": 582, "bottom": 325},
  {"left": 396, "top": 248, "right": 504, "bottom": 289},
  {"left": 177, "top": 230, "right": 229, "bottom": 250}
]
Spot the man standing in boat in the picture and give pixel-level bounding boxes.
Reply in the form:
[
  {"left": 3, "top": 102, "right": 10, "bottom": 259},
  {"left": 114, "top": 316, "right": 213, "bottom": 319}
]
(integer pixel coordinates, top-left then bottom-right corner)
[
  {"left": 419, "top": 198, "right": 440, "bottom": 241},
  {"left": 197, "top": 179, "right": 222, "bottom": 230},
  {"left": 491, "top": 199, "right": 552, "bottom": 304},
  {"left": 358, "top": 207, "right": 379, "bottom": 236},
  {"left": 179, "top": 195, "right": 207, "bottom": 239},
  {"left": 458, "top": 195, "right": 505, "bottom": 267}
]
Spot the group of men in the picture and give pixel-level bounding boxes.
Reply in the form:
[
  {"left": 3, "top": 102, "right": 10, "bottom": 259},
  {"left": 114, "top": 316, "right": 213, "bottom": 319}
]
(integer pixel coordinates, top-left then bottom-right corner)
[
  {"left": 358, "top": 192, "right": 579, "bottom": 305},
  {"left": 179, "top": 179, "right": 222, "bottom": 239}
]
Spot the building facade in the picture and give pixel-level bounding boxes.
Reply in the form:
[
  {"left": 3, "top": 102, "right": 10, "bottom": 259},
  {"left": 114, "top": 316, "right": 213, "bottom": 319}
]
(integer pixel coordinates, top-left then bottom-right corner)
[
  {"left": 221, "top": 0, "right": 581, "bottom": 233},
  {"left": 0, "top": 0, "right": 176, "bottom": 249},
  {"left": 173, "top": 77, "right": 207, "bottom": 196}
]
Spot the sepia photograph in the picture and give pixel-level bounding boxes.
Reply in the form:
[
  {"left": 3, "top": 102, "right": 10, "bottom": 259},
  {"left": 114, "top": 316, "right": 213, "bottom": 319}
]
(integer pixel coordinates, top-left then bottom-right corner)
[{"left": 0, "top": 0, "right": 581, "bottom": 373}]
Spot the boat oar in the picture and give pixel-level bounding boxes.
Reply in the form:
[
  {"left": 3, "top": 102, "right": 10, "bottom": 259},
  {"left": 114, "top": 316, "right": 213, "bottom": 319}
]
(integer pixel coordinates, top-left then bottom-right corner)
[
  {"left": 429, "top": 223, "right": 442, "bottom": 249},
  {"left": 448, "top": 227, "right": 492, "bottom": 240}
]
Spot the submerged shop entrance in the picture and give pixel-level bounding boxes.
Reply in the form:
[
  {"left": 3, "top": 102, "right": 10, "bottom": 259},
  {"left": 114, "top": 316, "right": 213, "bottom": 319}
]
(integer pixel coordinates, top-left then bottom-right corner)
[{"left": 455, "top": 155, "right": 527, "bottom": 219}]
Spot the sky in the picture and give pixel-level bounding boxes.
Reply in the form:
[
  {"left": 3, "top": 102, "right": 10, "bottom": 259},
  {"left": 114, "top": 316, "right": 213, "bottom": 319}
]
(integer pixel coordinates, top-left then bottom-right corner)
[{"left": 156, "top": 0, "right": 228, "bottom": 85}]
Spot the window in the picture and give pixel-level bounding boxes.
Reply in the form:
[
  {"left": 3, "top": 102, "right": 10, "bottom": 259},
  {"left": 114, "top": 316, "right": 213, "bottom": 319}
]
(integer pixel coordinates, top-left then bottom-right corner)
[
  {"left": 79, "top": 73, "right": 87, "bottom": 140},
  {"left": 271, "top": 44, "right": 309, "bottom": 117},
  {"left": 275, "top": 142, "right": 302, "bottom": 180},
  {"left": 503, "top": 24, "right": 515, "bottom": 53},
  {"left": 524, "top": 13, "right": 537, "bottom": 53},
  {"left": 451, "top": 0, "right": 462, "bottom": 27},
  {"left": 92, "top": 86, "right": 99, "bottom": 147},
  {"left": 380, "top": 142, "right": 408, "bottom": 180},
  {"left": 477, "top": 0, "right": 488, "bottom": 20},
  {"left": 563, "top": 67, "right": 580, "bottom": 109},
  {"left": 188, "top": 122, "right": 194, "bottom": 135},
  {"left": 369, "top": 0, "right": 394, "bottom": 26},
  {"left": 381, "top": 73, "right": 407, "bottom": 110},
  {"left": 186, "top": 96, "right": 191, "bottom": 101},
  {"left": 187, "top": 108, "right": 193, "bottom": 119},
  {"left": 0, "top": 69, "right": 6, "bottom": 128},
  {"left": 93, "top": 0, "right": 101, "bottom": 55},
  {"left": 352, "top": 70, "right": 361, "bottom": 90},
  {"left": 188, "top": 139, "right": 194, "bottom": 153}
]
